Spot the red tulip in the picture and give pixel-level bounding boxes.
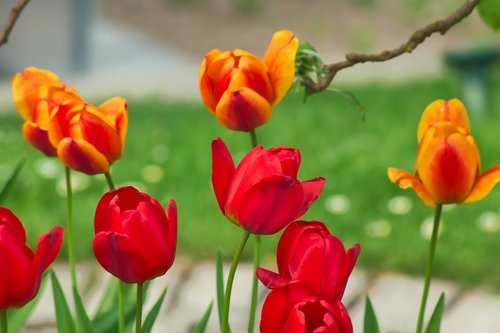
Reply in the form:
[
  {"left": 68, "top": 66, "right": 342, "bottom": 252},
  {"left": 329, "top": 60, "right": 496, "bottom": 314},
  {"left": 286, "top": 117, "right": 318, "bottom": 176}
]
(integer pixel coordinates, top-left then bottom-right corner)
[
  {"left": 199, "top": 30, "right": 298, "bottom": 131},
  {"left": 260, "top": 280, "right": 353, "bottom": 333},
  {"left": 93, "top": 186, "right": 177, "bottom": 283},
  {"left": 257, "top": 221, "right": 360, "bottom": 303},
  {"left": 0, "top": 207, "right": 63, "bottom": 310},
  {"left": 211, "top": 138, "right": 325, "bottom": 235}
]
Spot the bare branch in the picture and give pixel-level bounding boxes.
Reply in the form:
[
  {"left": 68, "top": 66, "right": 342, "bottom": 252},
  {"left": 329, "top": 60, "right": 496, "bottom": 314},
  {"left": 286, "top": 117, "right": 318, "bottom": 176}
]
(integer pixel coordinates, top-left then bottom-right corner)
[
  {"left": 301, "top": 0, "right": 480, "bottom": 94},
  {"left": 0, "top": 0, "right": 31, "bottom": 48}
]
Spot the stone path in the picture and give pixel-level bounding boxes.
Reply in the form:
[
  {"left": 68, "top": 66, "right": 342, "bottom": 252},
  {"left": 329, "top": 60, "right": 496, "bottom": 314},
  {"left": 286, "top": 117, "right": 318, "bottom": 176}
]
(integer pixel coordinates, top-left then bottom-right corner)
[{"left": 20, "top": 259, "right": 500, "bottom": 333}]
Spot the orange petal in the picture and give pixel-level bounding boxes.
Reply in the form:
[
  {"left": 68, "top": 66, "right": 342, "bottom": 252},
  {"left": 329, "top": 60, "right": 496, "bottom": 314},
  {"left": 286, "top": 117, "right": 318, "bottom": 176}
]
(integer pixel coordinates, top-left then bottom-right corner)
[
  {"left": 215, "top": 87, "right": 272, "bottom": 131},
  {"left": 417, "top": 99, "right": 470, "bottom": 142},
  {"left": 22, "top": 122, "right": 57, "bottom": 156},
  {"left": 235, "top": 55, "right": 274, "bottom": 103},
  {"left": 387, "top": 167, "right": 436, "bottom": 207},
  {"left": 463, "top": 166, "right": 500, "bottom": 204},
  {"left": 199, "top": 49, "right": 223, "bottom": 112},
  {"left": 262, "top": 30, "right": 298, "bottom": 105},
  {"left": 57, "top": 138, "right": 110, "bottom": 175},
  {"left": 12, "top": 67, "right": 60, "bottom": 121},
  {"left": 48, "top": 101, "right": 82, "bottom": 147},
  {"left": 98, "top": 97, "right": 128, "bottom": 146}
]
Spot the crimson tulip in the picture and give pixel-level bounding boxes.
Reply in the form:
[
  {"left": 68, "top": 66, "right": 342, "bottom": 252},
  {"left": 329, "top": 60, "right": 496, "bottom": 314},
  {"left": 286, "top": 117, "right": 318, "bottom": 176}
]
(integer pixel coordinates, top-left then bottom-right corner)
[
  {"left": 0, "top": 207, "right": 63, "bottom": 310},
  {"left": 93, "top": 186, "right": 177, "bottom": 283},
  {"left": 388, "top": 99, "right": 500, "bottom": 206},
  {"left": 199, "top": 30, "right": 298, "bottom": 131},
  {"left": 211, "top": 138, "right": 325, "bottom": 235}
]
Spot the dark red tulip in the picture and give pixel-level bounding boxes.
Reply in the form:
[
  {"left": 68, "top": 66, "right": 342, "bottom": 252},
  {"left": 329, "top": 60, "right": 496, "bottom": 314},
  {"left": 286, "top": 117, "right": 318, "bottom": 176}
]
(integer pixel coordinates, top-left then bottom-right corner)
[
  {"left": 93, "top": 186, "right": 177, "bottom": 283},
  {"left": 211, "top": 138, "right": 325, "bottom": 234},
  {"left": 0, "top": 207, "right": 63, "bottom": 310}
]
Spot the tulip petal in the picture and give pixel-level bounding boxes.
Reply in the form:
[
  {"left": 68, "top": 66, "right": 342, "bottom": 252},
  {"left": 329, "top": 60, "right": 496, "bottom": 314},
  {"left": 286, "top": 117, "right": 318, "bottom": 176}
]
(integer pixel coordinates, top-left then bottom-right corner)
[
  {"left": 387, "top": 167, "right": 436, "bottom": 207},
  {"left": 263, "top": 30, "right": 298, "bottom": 105},
  {"left": 199, "top": 49, "right": 222, "bottom": 112},
  {"left": 236, "top": 175, "right": 304, "bottom": 234},
  {"left": 463, "top": 166, "right": 500, "bottom": 204},
  {"left": 269, "top": 147, "right": 301, "bottom": 178},
  {"left": 22, "top": 122, "right": 58, "bottom": 156},
  {"left": 94, "top": 189, "right": 121, "bottom": 233},
  {"left": 57, "top": 138, "right": 110, "bottom": 175},
  {"left": 215, "top": 87, "right": 272, "bottom": 131},
  {"left": 99, "top": 97, "right": 128, "bottom": 146},
  {"left": 256, "top": 267, "right": 290, "bottom": 289},
  {"left": 234, "top": 55, "right": 274, "bottom": 103},
  {"left": 298, "top": 177, "right": 326, "bottom": 217},
  {"left": 334, "top": 243, "right": 361, "bottom": 301},
  {"left": 211, "top": 138, "right": 236, "bottom": 213},
  {"left": 0, "top": 207, "right": 28, "bottom": 245},
  {"left": 165, "top": 199, "right": 178, "bottom": 270},
  {"left": 93, "top": 231, "right": 152, "bottom": 283},
  {"left": 417, "top": 99, "right": 470, "bottom": 142}
]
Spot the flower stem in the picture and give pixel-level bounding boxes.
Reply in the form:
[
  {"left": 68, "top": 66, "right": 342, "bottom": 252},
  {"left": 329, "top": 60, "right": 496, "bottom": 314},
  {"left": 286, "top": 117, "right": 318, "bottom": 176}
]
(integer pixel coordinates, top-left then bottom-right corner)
[
  {"left": 118, "top": 280, "right": 125, "bottom": 333},
  {"left": 247, "top": 234, "right": 260, "bottom": 333},
  {"left": 247, "top": 129, "right": 260, "bottom": 333},
  {"left": 1, "top": 310, "right": 7, "bottom": 333},
  {"left": 415, "top": 204, "right": 443, "bottom": 333},
  {"left": 222, "top": 230, "right": 251, "bottom": 333},
  {"left": 135, "top": 283, "right": 144, "bottom": 333},
  {"left": 104, "top": 172, "right": 116, "bottom": 190},
  {"left": 65, "top": 168, "right": 78, "bottom": 290}
]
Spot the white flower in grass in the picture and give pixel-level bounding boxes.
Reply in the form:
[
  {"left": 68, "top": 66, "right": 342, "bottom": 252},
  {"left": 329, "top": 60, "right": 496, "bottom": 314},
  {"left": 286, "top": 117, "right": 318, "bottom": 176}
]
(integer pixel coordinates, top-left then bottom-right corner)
[
  {"left": 34, "top": 158, "right": 61, "bottom": 179},
  {"left": 56, "top": 173, "right": 90, "bottom": 196},
  {"left": 324, "top": 195, "right": 351, "bottom": 215},
  {"left": 476, "top": 212, "right": 500, "bottom": 233},
  {"left": 420, "top": 216, "right": 444, "bottom": 240},
  {"left": 142, "top": 165, "right": 164, "bottom": 183},
  {"left": 387, "top": 196, "right": 412, "bottom": 215},
  {"left": 365, "top": 219, "right": 391, "bottom": 238}
]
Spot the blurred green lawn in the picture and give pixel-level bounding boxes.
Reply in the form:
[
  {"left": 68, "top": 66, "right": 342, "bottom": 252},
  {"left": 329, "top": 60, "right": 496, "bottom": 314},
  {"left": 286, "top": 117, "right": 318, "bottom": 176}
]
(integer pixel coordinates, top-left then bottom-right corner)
[{"left": 1, "top": 75, "right": 500, "bottom": 289}]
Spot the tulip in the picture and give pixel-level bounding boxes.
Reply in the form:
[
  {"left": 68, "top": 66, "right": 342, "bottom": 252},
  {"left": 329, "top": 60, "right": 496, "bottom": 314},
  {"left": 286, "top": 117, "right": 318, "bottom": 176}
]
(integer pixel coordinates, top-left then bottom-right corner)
[
  {"left": 388, "top": 99, "right": 500, "bottom": 207},
  {"left": 93, "top": 186, "right": 177, "bottom": 283},
  {"left": 257, "top": 220, "right": 360, "bottom": 302},
  {"left": 12, "top": 67, "right": 82, "bottom": 156},
  {"left": 260, "top": 281, "right": 353, "bottom": 333},
  {"left": 48, "top": 97, "right": 128, "bottom": 175},
  {"left": 199, "top": 30, "right": 298, "bottom": 131},
  {"left": 0, "top": 207, "right": 63, "bottom": 310},
  {"left": 211, "top": 138, "right": 325, "bottom": 235}
]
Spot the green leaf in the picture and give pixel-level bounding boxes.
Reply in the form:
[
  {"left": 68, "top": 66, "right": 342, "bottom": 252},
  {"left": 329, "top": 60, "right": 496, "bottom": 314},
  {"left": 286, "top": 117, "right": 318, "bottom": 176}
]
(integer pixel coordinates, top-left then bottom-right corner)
[
  {"left": 478, "top": 0, "right": 500, "bottom": 30},
  {"left": 425, "top": 293, "right": 445, "bottom": 333},
  {"left": 141, "top": 287, "right": 167, "bottom": 333},
  {"left": 363, "top": 296, "right": 380, "bottom": 333},
  {"left": 50, "top": 270, "right": 76, "bottom": 333},
  {"left": 92, "top": 278, "right": 117, "bottom": 319},
  {"left": 326, "top": 88, "right": 366, "bottom": 122},
  {"left": 216, "top": 250, "right": 225, "bottom": 329},
  {"left": 193, "top": 300, "right": 213, "bottom": 333},
  {"left": 0, "top": 158, "right": 25, "bottom": 204},
  {"left": 7, "top": 273, "right": 47, "bottom": 333},
  {"left": 73, "top": 286, "right": 95, "bottom": 333}
]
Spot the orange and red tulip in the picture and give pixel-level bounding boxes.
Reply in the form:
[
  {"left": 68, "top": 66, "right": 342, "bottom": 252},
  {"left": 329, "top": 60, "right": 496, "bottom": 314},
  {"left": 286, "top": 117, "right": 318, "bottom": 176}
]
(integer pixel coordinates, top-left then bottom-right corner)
[
  {"left": 388, "top": 99, "right": 500, "bottom": 207},
  {"left": 199, "top": 30, "right": 298, "bottom": 131}
]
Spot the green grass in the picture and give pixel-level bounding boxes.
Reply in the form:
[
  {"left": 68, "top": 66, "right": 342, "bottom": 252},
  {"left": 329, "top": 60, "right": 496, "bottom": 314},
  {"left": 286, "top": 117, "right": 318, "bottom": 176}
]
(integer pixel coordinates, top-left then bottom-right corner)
[{"left": 1, "top": 75, "right": 500, "bottom": 289}]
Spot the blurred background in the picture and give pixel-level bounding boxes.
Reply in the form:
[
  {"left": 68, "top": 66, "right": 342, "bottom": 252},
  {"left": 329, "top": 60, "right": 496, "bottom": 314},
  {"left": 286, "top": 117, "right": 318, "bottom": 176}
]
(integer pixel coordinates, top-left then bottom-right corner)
[{"left": 0, "top": 0, "right": 499, "bottom": 331}]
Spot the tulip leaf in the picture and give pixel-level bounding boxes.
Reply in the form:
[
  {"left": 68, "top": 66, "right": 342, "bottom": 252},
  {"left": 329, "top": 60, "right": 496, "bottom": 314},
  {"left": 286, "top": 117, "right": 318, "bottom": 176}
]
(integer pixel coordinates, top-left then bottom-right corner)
[
  {"left": 7, "top": 273, "right": 47, "bottom": 333},
  {"left": 141, "top": 287, "right": 167, "bottom": 333},
  {"left": 326, "top": 88, "right": 366, "bottom": 122},
  {"left": 73, "top": 286, "right": 95, "bottom": 333},
  {"left": 363, "top": 296, "right": 380, "bottom": 333},
  {"left": 0, "top": 158, "right": 25, "bottom": 204},
  {"left": 92, "top": 278, "right": 117, "bottom": 318},
  {"left": 50, "top": 270, "right": 76, "bottom": 333},
  {"left": 477, "top": 0, "right": 500, "bottom": 30},
  {"left": 425, "top": 293, "right": 445, "bottom": 333},
  {"left": 193, "top": 300, "right": 213, "bottom": 333},
  {"left": 216, "top": 250, "right": 225, "bottom": 329}
]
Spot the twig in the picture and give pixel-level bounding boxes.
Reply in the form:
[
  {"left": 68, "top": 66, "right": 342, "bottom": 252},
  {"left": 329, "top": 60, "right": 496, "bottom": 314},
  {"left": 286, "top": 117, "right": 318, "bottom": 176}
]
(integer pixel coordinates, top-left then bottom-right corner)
[
  {"left": 301, "top": 0, "right": 479, "bottom": 94},
  {"left": 0, "top": 0, "right": 31, "bottom": 48}
]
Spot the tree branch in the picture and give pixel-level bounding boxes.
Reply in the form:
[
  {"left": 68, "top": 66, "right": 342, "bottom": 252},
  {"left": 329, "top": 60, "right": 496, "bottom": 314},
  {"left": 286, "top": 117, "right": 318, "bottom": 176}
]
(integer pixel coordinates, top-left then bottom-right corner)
[
  {"left": 0, "top": 0, "right": 31, "bottom": 48},
  {"left": 301, "top": 0, "right": 480, "bottom": 94}
]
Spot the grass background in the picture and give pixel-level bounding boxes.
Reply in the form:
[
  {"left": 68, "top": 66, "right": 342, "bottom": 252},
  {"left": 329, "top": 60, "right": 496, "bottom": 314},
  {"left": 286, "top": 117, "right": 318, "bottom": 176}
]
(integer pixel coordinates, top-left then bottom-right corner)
[{"left": 1, "top": 74, "right": 500, "bottom": 289}]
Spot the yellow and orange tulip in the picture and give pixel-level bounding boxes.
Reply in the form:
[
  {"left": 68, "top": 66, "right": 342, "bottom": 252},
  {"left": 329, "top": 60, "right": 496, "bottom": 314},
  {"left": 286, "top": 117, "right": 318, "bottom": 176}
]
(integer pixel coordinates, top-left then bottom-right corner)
[
  {"left": 388, "top": 99, "right": 500, "bottom": 207},
  {"left": 12, "top": 67, "right": 128, "bottom": 175},
  {"left": 199, "top": 30, "right": 298, "bottom": 131}
]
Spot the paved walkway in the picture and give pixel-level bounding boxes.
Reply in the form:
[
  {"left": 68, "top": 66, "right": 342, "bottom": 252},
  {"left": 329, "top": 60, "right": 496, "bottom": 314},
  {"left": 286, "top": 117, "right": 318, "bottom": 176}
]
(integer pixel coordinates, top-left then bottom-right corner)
[{"left": 21, "top": 260, "right": 500, "bottom": 333}]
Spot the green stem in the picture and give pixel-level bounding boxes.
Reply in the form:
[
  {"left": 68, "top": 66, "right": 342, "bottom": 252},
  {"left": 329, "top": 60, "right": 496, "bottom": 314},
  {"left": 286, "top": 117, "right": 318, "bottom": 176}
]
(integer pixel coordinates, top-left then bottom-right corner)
[
  {"left": 135, "top": 283, "right": 144, "bottom": 333},
  {"left": 247, "top": 234, "right": 260, "bottom": 333},
  {"left": 118, "top": 280, "right": 125, "bottom": 333},
  {"left": 1, "top": 310, "right": 7, "bottom": 333},
  {"left": 64, "top": 168, "right": 78, "bottom": 290},
  {"left": 249, "top": 129, "right": 258, "bottom": 148},
  {"left": 104, "top": 172, "right": 116, "bottom": 190},
  {"left": 222, "top": 230, "right": 251, "bottom": 333},
  {"left": 415, "top": 204, "right": 443, "bottom": 333}
]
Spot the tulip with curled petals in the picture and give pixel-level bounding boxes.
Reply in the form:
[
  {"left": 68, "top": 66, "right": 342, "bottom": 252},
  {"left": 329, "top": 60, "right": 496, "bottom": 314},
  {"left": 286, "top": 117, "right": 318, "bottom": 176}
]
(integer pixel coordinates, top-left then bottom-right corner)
[
  {"left": 0, "top": 207, "right": 64, "bottom": 310},
  {"left": 199, "top": 30, "right": 298, "bottom": 131},
  {"left": 93, "top": 186, "right": 177, "bottom": 283},
  {"left": 211, "top": 138, "right": 325, "bottom": 235},
  {"left": 388, "top": 99, "right": 500, "bottom": 207}
]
